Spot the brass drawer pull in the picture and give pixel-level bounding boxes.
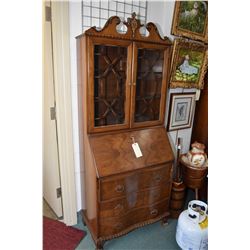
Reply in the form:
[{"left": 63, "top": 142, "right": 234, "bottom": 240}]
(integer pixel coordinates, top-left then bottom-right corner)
[
  {"left": 114, "top": 204, "right": 124, "bottom": 210},
  {"left": 154, "top": 175, "right": 162, "bottom": 182},
  {"left": 115, "top": 184, "right": 125, "bottom": 193},
  {"left": 150, "top": 209, "right": 158, "bottom": 216}
]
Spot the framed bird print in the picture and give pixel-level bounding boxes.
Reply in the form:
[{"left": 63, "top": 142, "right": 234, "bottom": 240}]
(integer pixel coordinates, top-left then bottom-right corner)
[
  {"left": 171, "top": 1, "right": 208, "bottom": 43},
  {"left": 167, "top": 92, "right": 196, "bottom": 131},
  {"left": 170, "top": 39, "right": 208, "bottom": 89}
]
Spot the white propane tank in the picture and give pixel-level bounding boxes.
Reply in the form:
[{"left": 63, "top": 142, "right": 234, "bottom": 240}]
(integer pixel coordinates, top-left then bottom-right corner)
[{"left": 176, "top": 200, "right": 208, "bottom": 250}]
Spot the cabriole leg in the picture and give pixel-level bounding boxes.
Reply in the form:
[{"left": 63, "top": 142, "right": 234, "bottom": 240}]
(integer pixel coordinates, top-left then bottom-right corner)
[
  {"left": 162, "top": 216, "right": 169, "bottom": 226},
  {"left": 96, "top": 240, "right": 104, "bottom": 250}
]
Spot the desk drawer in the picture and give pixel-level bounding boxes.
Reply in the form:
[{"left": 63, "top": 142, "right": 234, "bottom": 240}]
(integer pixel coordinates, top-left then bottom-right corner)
[
  {"left": 99, "top": 183, "right": 171, "bottom": 218},
  {"left": 99, "top": 164, "right": 172, "bottom": 201},
  {"left": 99, "top": 198, "right": 169, "bottom": 237}
]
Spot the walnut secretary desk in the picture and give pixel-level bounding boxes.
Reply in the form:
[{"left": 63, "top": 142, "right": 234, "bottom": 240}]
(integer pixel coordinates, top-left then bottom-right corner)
[{"left": 76, "top": 13, "right": 174, "bottom": 250}]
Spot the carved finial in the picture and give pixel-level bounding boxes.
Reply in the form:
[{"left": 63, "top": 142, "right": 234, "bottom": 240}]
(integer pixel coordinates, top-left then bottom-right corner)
[{"left": 127, "top": 12, "right": 138, "bottom": 38}]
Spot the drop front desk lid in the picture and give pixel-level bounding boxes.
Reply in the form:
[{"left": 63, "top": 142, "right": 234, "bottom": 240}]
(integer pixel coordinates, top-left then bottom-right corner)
[{"left": 89, "top": 127, "right": 174, "bottom": 178}]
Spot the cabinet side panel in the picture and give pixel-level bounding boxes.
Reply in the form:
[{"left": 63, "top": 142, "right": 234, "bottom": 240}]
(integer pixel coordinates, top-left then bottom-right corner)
[
  {"left": 76, "top": 36, "right": 87, "bottom": 210},
  {"left": 160, "top": 46, "right": 172, "bottom": 123},
  {"left": 77, "top": 36, "right": 97, "bottom": 221},
  {"left": 77, "top": 36, "right": 84, "bottom": 175}
]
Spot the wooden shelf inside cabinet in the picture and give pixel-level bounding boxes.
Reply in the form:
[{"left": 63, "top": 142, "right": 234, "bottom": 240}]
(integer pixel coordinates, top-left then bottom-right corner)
[{"left": 77, "top": 13, "right": 173, "bottom": 249}]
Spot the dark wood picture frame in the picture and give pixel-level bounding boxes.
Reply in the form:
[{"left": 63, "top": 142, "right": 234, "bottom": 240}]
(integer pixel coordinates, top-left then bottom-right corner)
[
  {"left": 171, "top": 1, "right": 208, "bottom": 43},
  {"left": 167, "top": 92, "right": 196, "bottom": 131}
]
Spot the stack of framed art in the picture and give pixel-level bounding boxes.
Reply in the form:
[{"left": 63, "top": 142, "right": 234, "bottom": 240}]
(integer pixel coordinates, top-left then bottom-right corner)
[{"left": 167, "top": 1, "right": 208, "bottom": 132}]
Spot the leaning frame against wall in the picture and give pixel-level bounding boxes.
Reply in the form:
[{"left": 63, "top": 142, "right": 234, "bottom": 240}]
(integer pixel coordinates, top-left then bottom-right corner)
[
  {"left": 76, "top": 13, "right": 174, "bottom": 249},
  {"left": 170, "top": 38, "right": 208, "bottom": 89},
  {"left": 167, "top": 92, "right": 196, "bottom": 131},
  {"left": 171, "top": 1, "right": 208, "bottom": 43}
]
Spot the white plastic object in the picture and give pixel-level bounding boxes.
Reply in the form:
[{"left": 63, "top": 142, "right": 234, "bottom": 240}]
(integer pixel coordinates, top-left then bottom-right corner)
[{"left": 176, "top": 200, "right": 208, "bottom": 250}]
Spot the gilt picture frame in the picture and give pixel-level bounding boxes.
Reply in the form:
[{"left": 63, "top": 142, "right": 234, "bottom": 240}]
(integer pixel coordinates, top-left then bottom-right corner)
[
  {"left": 170, "top": 39, "right": 208, "bottom": 89},
  {"left": 171, "top": 1, "right": 208, "bottom": 43},
  {"left": 167, "top": 92, "right": 196, "bottom": 131}
]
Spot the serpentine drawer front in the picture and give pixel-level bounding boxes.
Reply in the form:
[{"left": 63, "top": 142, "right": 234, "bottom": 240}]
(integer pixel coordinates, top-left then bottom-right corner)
[
  {"left": 99, "top": 164, "right": 172, "bottom": 201},
  {"left": 99, "top": 198, "right": 170, "bottom": 237},
  {"left": 99, "top": 183, "right": 171, "bottom": 218}
]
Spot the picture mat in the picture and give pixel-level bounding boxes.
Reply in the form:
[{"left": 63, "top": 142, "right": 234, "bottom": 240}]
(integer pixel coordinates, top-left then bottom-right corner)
[{"left": 171, "top": 97, "right": 192, "bottom": 127}]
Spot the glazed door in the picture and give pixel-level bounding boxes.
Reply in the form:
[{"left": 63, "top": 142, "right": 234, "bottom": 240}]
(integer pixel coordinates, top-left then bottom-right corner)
[
  {"left": 88, "top": 37, "right": 133, "bottom": 133},
  {"left": 130, "top": 42, "right": 171, "bottom": 128}
]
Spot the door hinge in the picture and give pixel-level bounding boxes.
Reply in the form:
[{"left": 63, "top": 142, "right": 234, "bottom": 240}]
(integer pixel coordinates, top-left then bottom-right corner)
[
  {"left": 50, "top": 106, "right": 56, "bottom": 120},
  {"left": 45, "top": 6, "right": 51, "bottom": 22},
  {"left": 56, "top": 187, "right": 62, "bottom": 198}
]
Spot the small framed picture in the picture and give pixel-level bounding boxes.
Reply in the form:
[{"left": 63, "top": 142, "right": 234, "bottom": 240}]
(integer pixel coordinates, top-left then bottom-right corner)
[
  {"left": 170, "top": 39, "right": 208, "bottom": 89},
  {"left": 171, "top": 1, "right": 208, "bottom": 43},
  {"left": 167, "top": 92, "right": 196, "bottom": 131}
]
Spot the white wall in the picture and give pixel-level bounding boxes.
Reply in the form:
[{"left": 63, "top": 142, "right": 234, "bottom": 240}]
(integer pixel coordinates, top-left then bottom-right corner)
[
  {"left": 69, "top": 1, "right": 84, "bottom": 211},
  {"left": 148, "top": 1, "right": 196, "bottom": 155},
  {"left": 69, "top": 1, "right": 197, "bottom": 211}
]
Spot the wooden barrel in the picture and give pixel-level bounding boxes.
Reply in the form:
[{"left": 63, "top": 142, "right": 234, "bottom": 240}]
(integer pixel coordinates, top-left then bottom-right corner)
[
  {"left": 170, "top": 182, "right": 186, "bottom": 218},
  {"left": 180, "top": 156, "right": 208, "bottom": 190},
  {"left": 171, "top": 187, "right": 186, "bottom": 200},
  {"left": 170, "top": 199, "right": 185, "bottom": 210}
]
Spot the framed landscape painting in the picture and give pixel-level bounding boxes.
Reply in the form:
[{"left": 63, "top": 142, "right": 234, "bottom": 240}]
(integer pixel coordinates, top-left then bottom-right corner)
[
  {"left": 171, "top": 1, "right": 208, "bottom": 43},
  {"left": 167, "top": 92, "right": 196, "bottom": 131},
  {"left": 170, "top": 39, "right": 207, "bottom": 89}
]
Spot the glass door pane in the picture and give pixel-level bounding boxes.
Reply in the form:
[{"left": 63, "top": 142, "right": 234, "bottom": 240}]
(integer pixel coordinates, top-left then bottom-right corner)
[
  {"left": 134, "top": 48, "right": 165, "bottom": 123},
  {"left": 94, "top": 44, "right": 128, "bottom": 127}
]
